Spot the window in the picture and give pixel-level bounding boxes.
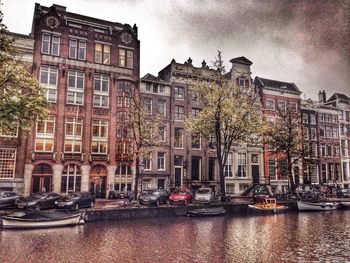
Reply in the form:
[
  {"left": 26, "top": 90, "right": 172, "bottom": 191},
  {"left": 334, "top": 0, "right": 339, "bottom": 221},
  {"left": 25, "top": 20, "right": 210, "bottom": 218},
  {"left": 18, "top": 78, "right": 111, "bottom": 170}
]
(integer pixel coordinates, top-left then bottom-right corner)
[
  {"left": 325, "top": 114, "right": 330, "bottom": 123},
  {"left": 226, "top": 184, "right": 235, "bottom": 194},
  {"left": 332, "top": 128, "right": 338, "bottom": 139},
  {"left": 237, "top": 153, "right": 247, "bottom": 178},
  {"left": 343, "top": 162, "right": 348, "bottom": 181},
  {"left": 331, "top": 115, "right": 337, "bottom": 123},
  {"left": 93, "top": 75, "right": 109, "bottom": 107},
  {"left": 319, "top": 126, "right": 325, "bottom": 137},
  {"left": 191, "top": 133, "right": 201, "bottom": 149},
  {"left": 311, "top": 142, "right": 318, "bottom": 157},
  {"left": 327, "top": 145, "right": 332, "bottom": 156},
  {"left": 116, "top": 112, "right": 128, "bottom": 123},
  {"left": 117, "top": 81, "right": 134, "bottom": 94},
  {"left": 208, "top": 158, "right": 216, "bottom": 181},
  {"left": 319, "top": 113, "right": 324, "bottom": 122},
  {"left": 268, "top": 158, "right": 276, "bottom": 181},
  {"left": 266, "top": 99, "right": 275, "bottom": 111},
  {"left": 116, "top": 142, "right": 133, "bottom": 155},
  {"left": 333, "top": 145, "right": 340, "bottom": 157},
  {"left": 225, "top": 153, "right": 233, "bottom": 177},
  {"left": 192, "top": 108, "right": 200, "bottom": 117},
  {"left": 35, "top": 116, "right": 55, "bottom": 152},
  {"left": 157, "top": 152, "right": 165, "bottom": 170},
  {"left": 158, "top": 100, "right": 166, "bottom": 116},
  {"left": 174, "top": 87, "right": 184, "bottom": 100},
  {"left": 67, "top": 71, "right": 84, "bottom": 105},
  {"left": 289, "top": 102, "right": 297, "bottom": 112},
  {"left": 142, "top": 179, "right": 152, "bottom": 190},
  {"left": 91, "top": 120, "right": 108, "bottom": 154},
  {"left": 95, "top": 43, "right": 110, "bottom": 64},
  {"left": 61, "top": 164, "right": 81, "bottom": 193},
  {"left": 69, "top": 39, "right": 86, "bottom": 60},
  {"left": 0, "top": 124, "right": 18, "bottom": 138},
  {"left": 119, "top": 48, "right": 134, "bottom": 69},
  {"left": 310, "top": 128, "right": 316, "bottom": 141},
  {"left": 144, "top": 98, "right": 153, "bottom": 114},
  {"left": 143, "top": 152, "right": 152, "bottom": 170},
  {"left": 174, "top": 128, "right": 183, "bottom": 148},
  {"left": 175, "top": 106, "right": 184, "bottom": 121},
  {"left": 40, "top": 66, "right": 57, "bottom": 102},
  {"left": 278, "top": 101, "right": 286, "bottom": 113},
  {"left": 159, "top": 126, "right": 166, "bottom": 142},
  {"left": 310, "top": 114, "right": 316, "bottom": 124},
  {"left": 191, "top": 156, "right": 201, "bottom": 180},
  {"left": 302, "top": 113, "right": 309, "bottom": 124},
  {"left": 116, "top": 165, "right": 132, "bottom": 175},
  {"left": 326, "top": 127, "right": 332, "bottom": 138},
  {"left": 64, "top": 117, "right": 82, "bottom": 153},
  {"left": 117, "top": 97, "right": 131, "bottom": 108},
  {"left": 41, "top": 33, "right": 60, "bottom": 55},
  {"left": 145, "top": 83, "right": 151, "bottom": 91},
  {"left": 0, "top": 148, "right": 16, "bottom": 179}
]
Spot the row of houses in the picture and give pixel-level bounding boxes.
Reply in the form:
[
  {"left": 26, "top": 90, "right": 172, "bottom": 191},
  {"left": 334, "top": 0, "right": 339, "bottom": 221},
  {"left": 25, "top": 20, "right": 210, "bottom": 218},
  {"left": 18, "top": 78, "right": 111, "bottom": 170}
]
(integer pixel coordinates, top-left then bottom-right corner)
[{"left": 0, "top": 4, "right": 349, "bottom": 197}]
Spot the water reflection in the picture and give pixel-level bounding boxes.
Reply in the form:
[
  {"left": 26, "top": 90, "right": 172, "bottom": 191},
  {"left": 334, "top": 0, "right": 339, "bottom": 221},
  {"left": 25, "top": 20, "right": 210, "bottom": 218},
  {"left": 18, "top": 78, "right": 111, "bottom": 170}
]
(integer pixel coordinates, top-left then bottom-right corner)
[{"left": 1, "top": 211, "right": 350, "bottom": 263}]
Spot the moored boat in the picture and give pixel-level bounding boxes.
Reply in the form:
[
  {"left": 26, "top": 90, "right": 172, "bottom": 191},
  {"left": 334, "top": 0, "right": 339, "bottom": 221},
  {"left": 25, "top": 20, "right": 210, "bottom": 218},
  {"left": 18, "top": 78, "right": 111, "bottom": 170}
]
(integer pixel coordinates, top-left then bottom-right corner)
[
  {"left": 297, "top": 201, "right": 339, "bottom": 211},
  {"left": 339, "top": 201, "right": 350, "bottom": 208},
  {"left": 187, "top": 206, "right": 225, "bottom": 216},
  {"left": 2, "top": 210, "right": 84, "bottom": 229},
  {"left": 248, "top": 196, "right": 288, "bottom": 213}
]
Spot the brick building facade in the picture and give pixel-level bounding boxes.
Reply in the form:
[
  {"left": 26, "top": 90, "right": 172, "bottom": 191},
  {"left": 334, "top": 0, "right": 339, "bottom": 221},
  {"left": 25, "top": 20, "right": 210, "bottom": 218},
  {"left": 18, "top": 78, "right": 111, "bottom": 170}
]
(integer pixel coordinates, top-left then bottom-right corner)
[{"left": 3, "top": 4, "right": 140, "bottom": 197}]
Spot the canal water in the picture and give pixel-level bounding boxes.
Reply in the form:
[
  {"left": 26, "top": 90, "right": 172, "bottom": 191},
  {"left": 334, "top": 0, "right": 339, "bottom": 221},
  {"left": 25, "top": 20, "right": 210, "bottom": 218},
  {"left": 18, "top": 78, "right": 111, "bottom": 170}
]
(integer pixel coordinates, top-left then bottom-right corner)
[{"left": 1, "top": 210, "right": 350, "bottom": 263}]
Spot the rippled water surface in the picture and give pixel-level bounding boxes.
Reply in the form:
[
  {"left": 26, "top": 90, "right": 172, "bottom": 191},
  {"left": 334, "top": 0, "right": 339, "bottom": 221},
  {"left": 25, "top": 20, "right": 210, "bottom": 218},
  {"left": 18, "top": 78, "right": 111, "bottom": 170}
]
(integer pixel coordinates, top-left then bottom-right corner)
[{"left": 1, "top": 211, "right": 350, "bottom": 263}]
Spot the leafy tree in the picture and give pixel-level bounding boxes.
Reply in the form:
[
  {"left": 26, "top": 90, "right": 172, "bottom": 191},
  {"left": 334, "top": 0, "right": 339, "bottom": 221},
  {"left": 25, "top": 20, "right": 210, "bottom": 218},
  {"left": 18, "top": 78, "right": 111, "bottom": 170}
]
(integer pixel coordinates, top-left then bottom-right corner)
[
  {"left": 125, "top": 88, "right": 162, "bottom": 199},
  {"left": 186, "top": 51, "right": 263, "bottom": 198},
  {"left": 264, "top": 106, "right": 307, "bottom": 191},
  {"left": 0, "top": 11, "right": 47, "bottom": 134}
]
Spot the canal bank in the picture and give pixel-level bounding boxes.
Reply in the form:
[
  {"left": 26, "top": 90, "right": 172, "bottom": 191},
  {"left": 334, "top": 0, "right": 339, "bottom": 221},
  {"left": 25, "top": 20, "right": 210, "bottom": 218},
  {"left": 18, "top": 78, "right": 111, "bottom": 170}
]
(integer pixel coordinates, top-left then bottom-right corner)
[{"left": 0, "top": 200, "right": 297, "bottom": 227}]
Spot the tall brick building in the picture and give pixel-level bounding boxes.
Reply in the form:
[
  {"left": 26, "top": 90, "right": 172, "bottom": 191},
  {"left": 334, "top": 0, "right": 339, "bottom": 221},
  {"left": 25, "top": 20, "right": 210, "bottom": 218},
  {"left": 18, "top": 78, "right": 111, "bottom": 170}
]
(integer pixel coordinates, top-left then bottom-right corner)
[{"left": 0, "top": 4, "right": 140, "bottom": 197}]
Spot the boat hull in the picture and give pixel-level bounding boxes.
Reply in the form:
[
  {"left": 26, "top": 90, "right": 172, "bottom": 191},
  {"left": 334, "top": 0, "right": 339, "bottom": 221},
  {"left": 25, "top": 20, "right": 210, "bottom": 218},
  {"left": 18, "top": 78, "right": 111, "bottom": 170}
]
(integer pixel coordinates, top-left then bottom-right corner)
[
  {"left": 248, "top": 204, "right": 288, "bottom": 213},
  {"left": 2, "top": 212, "right": 84, "bottom": 229},
  {"left": 187, "top": 207, "right": 225, "bottom": 217},
  {"left": 297, "top": 201, "right": 339, "bottom": 211},
  {"left": 340, "top": 201, "right": 350, "bottom": 208}
]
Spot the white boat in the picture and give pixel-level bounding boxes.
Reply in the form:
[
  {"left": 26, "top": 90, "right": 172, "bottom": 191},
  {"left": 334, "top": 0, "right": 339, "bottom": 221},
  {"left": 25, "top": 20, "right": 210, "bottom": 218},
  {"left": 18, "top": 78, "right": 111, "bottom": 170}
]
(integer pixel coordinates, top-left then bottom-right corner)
[
  {"left": 339, "top": 201, "right": 350, "bottom": 208},
  {"left": 297, "top": 201, "right": 340, "bottom": 211},
  {"left": 2, "top": 210, "right": 84, "bottom": 229}
]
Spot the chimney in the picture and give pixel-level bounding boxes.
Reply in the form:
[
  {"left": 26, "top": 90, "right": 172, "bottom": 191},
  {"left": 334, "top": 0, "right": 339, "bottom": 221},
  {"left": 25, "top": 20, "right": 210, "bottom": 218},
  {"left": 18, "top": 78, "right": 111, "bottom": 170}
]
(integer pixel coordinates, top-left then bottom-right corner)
[{"left": 318, "top": 90, "right": 326, "bottom": 103}]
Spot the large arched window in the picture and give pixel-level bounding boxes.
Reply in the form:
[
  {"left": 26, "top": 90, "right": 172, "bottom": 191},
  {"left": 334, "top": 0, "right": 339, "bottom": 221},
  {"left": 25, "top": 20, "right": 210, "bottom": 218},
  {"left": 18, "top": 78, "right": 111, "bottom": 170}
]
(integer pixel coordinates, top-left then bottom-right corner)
[{"left": 61, "top": 164, "right": 81, "bottom": 193}]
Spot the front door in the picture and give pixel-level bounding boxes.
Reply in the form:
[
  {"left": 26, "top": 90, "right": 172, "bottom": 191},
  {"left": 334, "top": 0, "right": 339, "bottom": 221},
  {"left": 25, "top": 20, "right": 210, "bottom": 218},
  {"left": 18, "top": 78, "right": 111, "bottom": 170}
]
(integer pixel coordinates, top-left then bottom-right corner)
[
  {"left": 174, "top": 167, "right": 182, "bottom": 187},
  {"left": 90, "top": 177, "right": 106, "bottom": 198},
  {"left": 252, "top": 165, "right": 260, "bottom": 184},
  {"left": 158, "top": 179, "right": 165, "bottom": 189},
  {"left": 32, "top": 176, "right": 52, "bottom": 193}
]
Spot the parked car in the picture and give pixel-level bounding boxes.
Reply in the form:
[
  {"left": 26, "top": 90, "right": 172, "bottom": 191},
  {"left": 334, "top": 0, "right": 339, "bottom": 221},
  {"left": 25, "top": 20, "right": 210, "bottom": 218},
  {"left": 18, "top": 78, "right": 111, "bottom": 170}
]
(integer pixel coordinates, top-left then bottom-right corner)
[
  {"left": 138, "top": 189, "right": 168, "bottom": 206},
  {"left": 16, "top": 192, "right": 61, "bottom": 210},
  {"left": 194, "top": 188, "right": 221, "bottom": 204},
  {"left": 337, "top": 188, "right": 350, "bottom": 198},
  {"left": 55, "top": 192, "right": 96, "bottom": 210},
  {"left": 0, "top": 191, "right": 19, "bottom": 208},
  {"left": 169, "top": 188, "right": 193, "bottom": 205}
]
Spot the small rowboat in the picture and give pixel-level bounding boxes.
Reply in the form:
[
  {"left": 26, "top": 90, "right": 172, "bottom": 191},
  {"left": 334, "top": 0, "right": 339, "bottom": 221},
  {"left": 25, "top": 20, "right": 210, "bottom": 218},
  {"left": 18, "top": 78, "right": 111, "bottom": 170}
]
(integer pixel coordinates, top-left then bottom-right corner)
[
  {"left": 187, "top": 206, "right": 226, "bottom": 217},
  {"left": 339, "top": 201, "right": 350, "bottom": 208},
  {"left": 248, "top": 196, "right": 288, "bottom": 213},
  {"left": 297, "top": 201, "right": 339, "bottom": 211},
  {"left": 2, "top": 210, "right": 85, "bottom": 229}
]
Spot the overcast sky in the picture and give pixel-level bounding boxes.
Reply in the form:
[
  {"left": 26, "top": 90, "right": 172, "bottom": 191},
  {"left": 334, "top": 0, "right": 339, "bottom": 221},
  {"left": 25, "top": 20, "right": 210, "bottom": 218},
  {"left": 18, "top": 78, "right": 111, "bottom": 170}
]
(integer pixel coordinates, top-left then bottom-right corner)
[{"left": 2, "top": 0, "right": 350, "bottom": 100}]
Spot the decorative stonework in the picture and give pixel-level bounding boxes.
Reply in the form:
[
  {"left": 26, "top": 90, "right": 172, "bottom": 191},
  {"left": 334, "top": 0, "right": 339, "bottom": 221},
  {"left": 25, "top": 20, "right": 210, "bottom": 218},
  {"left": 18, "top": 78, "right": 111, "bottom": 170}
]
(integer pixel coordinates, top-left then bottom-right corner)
[
  {"left": 121, "top": 32, "right": 132, "bottom": 44},
  {"left": 46, "top": 16, "right": 60, "bottom": 29}
]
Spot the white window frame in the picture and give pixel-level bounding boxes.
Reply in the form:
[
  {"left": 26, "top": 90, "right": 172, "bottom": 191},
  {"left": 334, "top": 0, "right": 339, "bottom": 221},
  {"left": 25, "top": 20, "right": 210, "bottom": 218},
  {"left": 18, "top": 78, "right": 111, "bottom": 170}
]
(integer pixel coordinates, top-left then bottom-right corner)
[
  {"left": 175, "top": 105, "right": 184, "bottom": 121},
  {"left": 143, "top": 152, "right": 152, "bottom": 171},
  {"left": 41, "top": 33, "right": 60, "bottom": 56},
  {"left": 67, "top": 70, "right": 84, "bottom": 105},
  {"left": 174, "top": 128, "right": 184, "bottom": 149},
  {"left": 64, "top": 117, "right": 83, "bottom": 153},
  {"left": 174, "top": 86, "right": 184, "bottom": 100},
  {"left": 93, "top": 75, "right": 109, "bottom": 108},
  {"left": 266, "top": 99, "right": 275, "bottom": 111},
  {"left": 91, "top": 119, "right": 108, "bottom": 154},
  {"left": 35, "top": 116, "right": 55, "bottom": 152},
  {"left": 157, "top": 152, "right": 165, "bottom": 171},
  {"left": 237, "top": 153, "right": 247, "bottom": 178},
  {"left": 0, "top": 148, "right": 16, "bottom": 179},
  {"left": 158, "top": 100, "right": 166, "bottom": 116},
  {"left": 69, "top": 38, "right": 86, "bottom": 60},
  {"left": 225, "top": 153, "right": 233, "bottom": 177},
  {"left": 40, "top": 66, "right": 58, "bottom": 102}
]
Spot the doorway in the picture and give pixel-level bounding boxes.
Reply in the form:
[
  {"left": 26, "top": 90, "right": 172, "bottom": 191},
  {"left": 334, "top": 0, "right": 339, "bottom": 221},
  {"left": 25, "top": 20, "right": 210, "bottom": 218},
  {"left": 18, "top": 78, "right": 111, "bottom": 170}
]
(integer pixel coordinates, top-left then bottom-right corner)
[
  {"left": 174, "top": 167, "right": 182, "bottom": 187},
  {"left": 32, "top": 163, "right": 53, "bottom": 193},
  {"left": 252, "top": 165, "right": 260, "bottom": 184},
  {"left": 90, "top": 165, "right": 107, "bottom": 198},
  {"left": 158, "top": 179, "right": 165, "bottom": 189}
]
